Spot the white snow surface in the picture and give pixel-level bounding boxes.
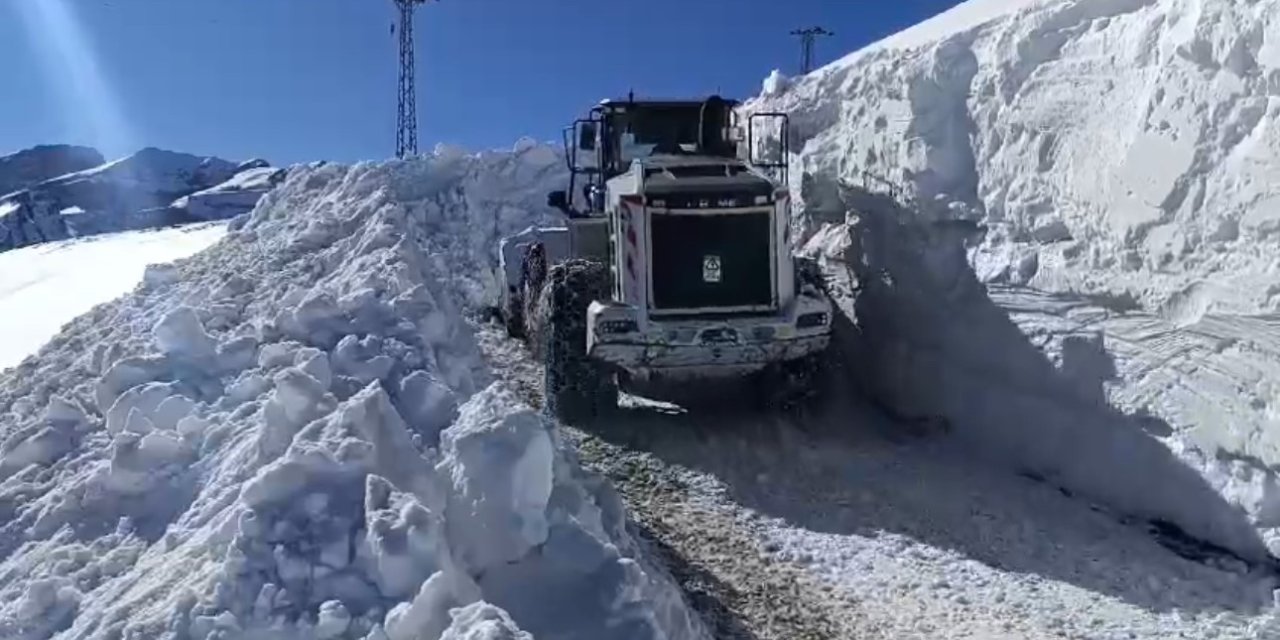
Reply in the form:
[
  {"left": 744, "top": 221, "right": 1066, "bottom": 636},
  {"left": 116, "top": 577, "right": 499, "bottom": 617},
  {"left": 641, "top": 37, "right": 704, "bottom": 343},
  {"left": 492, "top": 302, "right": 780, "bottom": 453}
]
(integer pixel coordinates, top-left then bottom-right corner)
[
  {"left": 0, "top": 223, "right": 228, "bottom": 372},
  {"left": 745, "top": 0, "right": 1280, "bottom": 558},
  {"left": 0, "top": 144, "right": 703, "bottom": 640}
]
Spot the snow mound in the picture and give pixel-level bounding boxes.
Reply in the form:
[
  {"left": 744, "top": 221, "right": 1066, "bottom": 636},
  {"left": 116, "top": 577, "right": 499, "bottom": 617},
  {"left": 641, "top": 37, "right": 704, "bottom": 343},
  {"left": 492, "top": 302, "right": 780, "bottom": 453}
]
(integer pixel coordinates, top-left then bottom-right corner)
[
  {"left": 0, "top": 148, "right": 703, "bottom": 640},
  {"left": 749, "top": 0, "right": 1280, "bottom": 560}
]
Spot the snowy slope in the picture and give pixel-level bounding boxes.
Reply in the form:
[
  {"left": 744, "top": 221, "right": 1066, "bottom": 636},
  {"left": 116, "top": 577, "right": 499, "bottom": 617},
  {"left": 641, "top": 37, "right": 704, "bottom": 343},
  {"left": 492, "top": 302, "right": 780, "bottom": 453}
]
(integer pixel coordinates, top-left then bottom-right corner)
[
  {"left": 0, "top": 223, "right": 228, "bottom": 372},
  {"left": 745, "top": 0, "right": 1280, "bottom": 557},
  {"left": 0, "top": 147, "right": 252, "bottom": 252},
  {"left": 0, "top": 143, "right": 703, "bottom": 640}
]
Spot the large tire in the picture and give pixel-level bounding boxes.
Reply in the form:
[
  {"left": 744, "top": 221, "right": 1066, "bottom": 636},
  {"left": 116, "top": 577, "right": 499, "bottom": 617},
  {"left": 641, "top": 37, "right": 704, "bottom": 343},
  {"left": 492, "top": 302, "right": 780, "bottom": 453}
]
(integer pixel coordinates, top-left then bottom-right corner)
[
  {"left": 754, "top": 351, "right": 832, "bottom": 415},
  {"left": 533, "top": 259, "right": 618, "bottom": 423},
  {"left": 503, "top": 290, "right": 525, "bottom": 339},
  {"left": 755, "top": 255, "right": 837, "bottom": 415}
]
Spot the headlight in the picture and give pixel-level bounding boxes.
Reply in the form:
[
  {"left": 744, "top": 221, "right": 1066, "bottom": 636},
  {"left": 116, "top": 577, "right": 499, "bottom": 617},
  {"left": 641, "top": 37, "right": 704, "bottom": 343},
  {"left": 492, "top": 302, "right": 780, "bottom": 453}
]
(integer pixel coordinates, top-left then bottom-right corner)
[
  {"left": 796, "top": 312, "right": 828, "bottom": 329},
  {"left": 598, "top": 319, "right": 638, "bottom": 334}
]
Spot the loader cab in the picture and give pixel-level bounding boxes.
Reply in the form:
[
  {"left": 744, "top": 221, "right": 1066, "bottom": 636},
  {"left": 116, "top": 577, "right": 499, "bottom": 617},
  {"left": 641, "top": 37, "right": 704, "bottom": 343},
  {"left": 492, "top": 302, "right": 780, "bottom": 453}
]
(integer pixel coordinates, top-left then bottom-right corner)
[{"left": 549, "top": 95, "right": 790, "bottom": 217}]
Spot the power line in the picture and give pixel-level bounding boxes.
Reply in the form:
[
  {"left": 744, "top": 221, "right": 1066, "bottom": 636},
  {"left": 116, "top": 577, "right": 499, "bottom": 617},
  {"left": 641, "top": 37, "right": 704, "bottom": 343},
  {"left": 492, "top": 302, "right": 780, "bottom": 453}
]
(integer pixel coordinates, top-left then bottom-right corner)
[
  {"left": 394, "top": 0, "right": 431, "bottom": 159},
  {"left": 790, "top": 26, "right": 833, "bottom": 74}
]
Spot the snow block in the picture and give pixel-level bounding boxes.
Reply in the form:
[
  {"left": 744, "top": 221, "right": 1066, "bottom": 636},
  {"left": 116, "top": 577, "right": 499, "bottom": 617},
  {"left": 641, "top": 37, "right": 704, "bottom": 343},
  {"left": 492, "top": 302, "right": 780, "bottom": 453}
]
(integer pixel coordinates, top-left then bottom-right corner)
[
  {"left": 396, "top": 370, "right": 459, "bottom": 445},
  {"left": 153, "top": 306, "right": 218, "bottom": 362},
  {"left": 258, "top": 367, "right": 338, "bottom": 462},
  {"left": 438, "top": 385, "right": 554, "bottom": 574}
]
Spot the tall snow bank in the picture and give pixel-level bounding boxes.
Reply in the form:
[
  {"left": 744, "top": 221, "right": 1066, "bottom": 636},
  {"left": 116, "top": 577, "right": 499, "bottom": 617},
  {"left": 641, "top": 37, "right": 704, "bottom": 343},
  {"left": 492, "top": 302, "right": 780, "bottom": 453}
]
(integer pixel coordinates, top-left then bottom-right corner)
[
  {"left": 0, "top": 146, "right": 703, "bottom": 639},
  {"left": 746, "top": 0, "right": 1280, "bottom": 560},
  {"left": 748, "top": 0, "right": 1280, "bottom": 312},
  {"left": 803, "top": 184, "right": 1270, "bottom": 563}
]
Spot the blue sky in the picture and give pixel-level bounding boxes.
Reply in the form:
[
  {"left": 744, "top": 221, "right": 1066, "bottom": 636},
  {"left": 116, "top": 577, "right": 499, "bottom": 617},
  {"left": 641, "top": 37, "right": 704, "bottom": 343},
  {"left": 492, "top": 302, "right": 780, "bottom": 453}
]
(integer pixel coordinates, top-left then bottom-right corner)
[{"left": 1, "top": 0, "right": 959, "bottom": 166}]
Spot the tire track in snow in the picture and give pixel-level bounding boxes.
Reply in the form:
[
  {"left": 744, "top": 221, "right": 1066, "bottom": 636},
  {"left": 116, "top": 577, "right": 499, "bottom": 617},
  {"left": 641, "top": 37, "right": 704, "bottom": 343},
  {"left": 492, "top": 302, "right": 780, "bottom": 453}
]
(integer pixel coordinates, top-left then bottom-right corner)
[{"left": 473, "top": 321, "right": 855, "bottom": 639}]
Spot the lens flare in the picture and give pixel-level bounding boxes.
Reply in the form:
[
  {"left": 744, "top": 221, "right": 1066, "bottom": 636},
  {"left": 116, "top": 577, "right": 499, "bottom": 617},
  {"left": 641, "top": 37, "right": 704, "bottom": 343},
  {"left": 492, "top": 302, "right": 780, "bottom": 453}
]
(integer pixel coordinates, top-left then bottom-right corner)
[{"left": 13, "top": 0, "right": 136, "bottom": 157}]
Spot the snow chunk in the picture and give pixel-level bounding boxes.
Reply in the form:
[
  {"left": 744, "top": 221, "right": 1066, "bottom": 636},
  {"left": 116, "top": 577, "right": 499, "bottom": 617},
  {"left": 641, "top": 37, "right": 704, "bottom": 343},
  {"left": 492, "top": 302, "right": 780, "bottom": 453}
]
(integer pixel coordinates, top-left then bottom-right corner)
[
  {"left": 258, "top": 367, "right": 338, "bottom": 461},
  {"left": 438, "top": 385, "right": 553, "bottom": 574},
  {"left": 440, "top": 602, "right": 533, "bottom": 640},
  {"left": 761, "top": 69, "right": 791, "bottom": 95},
  {"left": 153, "top": 306, "right": 217, "bottom": 361},
  {"left": 316, "top": 600, "right": 352, "bottom": 639},
  {"left": 384, "top": 571, "right": 481, "bottom": 640},
  {"left": 397, "top": 370, "right": 459, "bottom": 444}
]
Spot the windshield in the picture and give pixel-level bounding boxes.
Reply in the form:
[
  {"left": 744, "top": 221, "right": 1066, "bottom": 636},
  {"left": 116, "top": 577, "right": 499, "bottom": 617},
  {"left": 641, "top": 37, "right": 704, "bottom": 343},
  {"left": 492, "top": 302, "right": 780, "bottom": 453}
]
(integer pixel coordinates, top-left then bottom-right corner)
[{"left": 613, "top": 105, "right": 702, "bottom": 161}]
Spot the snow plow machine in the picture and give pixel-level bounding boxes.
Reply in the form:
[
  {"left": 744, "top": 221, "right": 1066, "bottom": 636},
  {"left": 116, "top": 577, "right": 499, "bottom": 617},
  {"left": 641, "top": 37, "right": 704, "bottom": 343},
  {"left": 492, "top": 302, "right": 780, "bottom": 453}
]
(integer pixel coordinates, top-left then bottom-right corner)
[{"left": 498, "top": 95, "right": 833, "bottom": 422}]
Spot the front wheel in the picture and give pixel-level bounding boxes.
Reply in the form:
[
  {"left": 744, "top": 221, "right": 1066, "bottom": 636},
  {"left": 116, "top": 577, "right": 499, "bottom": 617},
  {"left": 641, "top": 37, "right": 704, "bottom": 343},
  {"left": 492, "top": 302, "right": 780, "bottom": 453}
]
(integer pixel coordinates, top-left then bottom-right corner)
[
  {"left": 753, "top": 350, "right": 833, "bottom": 416},
  {"left": 536, "top": 259, "right": 618, "bottom": 423}
]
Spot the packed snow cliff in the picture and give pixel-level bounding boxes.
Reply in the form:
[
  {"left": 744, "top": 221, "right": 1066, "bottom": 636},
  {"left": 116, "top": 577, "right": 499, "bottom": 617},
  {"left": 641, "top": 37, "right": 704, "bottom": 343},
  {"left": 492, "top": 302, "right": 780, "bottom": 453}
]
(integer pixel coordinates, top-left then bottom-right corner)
[
  {"left": 0, "top": 143, "right": 704, "bottom": 640},
  {"left": 0, "top": 147, "right": 283, "bottom": 252},
  {"left": 746, "top": 0, "right": 1280, "bottom": 559}
]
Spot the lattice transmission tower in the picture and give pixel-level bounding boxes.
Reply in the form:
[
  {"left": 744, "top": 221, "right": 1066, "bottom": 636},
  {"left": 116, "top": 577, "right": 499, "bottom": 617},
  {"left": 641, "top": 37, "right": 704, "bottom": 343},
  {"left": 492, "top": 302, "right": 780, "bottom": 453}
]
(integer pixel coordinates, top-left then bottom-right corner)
[
  {"left": 393, "top": 0, "right": 432, "bottom": 158},
  {"left": 791, "top": 26, "right": 833, "bottom": 74}
]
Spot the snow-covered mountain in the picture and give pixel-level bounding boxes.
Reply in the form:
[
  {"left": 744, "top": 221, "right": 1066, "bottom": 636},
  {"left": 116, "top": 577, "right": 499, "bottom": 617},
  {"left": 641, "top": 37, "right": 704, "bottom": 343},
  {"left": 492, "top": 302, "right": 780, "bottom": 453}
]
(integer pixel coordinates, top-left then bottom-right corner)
[
  {"left": 171, "top": 161, "right": 287, "bottom": 221},
  {"left": 746, "top": 0, "right": 1280, "bottom": 558},
  {"left": 0, "top": 147, "right": 282, "bottom": 252},
  {"left": 0, "top": 145, "right": 104, "bottom": 198}
]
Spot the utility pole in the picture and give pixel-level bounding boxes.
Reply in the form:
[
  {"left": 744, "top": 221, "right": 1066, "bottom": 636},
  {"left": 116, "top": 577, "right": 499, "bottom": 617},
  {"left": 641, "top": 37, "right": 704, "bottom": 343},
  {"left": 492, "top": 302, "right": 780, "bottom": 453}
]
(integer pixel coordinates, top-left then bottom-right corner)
[
  {"left": 790, "top": 26, "right": 833, "bottom": 74},
  {"left": 393, "top": 0, "right": 431, "bottom": 159}
]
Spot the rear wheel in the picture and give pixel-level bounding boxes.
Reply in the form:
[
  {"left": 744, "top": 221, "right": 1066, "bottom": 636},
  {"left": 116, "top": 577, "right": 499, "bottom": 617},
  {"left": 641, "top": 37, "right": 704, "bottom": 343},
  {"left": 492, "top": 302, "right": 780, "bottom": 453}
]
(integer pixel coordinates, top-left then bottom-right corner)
[{"left": 535, "top": 259, "right": 618, "bottom": 423}]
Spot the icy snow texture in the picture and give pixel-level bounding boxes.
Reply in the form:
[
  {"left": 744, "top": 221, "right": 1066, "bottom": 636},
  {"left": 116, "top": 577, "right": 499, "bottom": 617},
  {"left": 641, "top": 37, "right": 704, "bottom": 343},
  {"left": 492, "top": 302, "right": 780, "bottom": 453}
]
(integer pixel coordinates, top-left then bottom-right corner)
[
  {"left": 0, "top": 145, "right": 703, "bottom": 640},
  {"left": 747, "top": 0, "right": 1280, "bottom": 557},
  {"left": 0, "top": 222, "right": 228, "bottom": 371}
]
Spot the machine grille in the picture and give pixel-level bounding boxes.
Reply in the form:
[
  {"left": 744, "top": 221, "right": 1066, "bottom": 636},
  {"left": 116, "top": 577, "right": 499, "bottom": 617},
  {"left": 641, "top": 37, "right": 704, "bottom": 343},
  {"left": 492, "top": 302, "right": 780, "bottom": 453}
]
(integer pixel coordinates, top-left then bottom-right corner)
[{"left": 649, "top": 211, "right": 773, "bottom": 311}]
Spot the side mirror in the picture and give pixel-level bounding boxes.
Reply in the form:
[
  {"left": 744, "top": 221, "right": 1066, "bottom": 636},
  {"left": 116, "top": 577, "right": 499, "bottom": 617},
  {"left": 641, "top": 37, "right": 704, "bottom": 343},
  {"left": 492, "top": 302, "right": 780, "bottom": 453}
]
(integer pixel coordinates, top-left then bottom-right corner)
[
  {"left": 577, "top": 122, "right": 598, "bottom": 151},
  {"left": 547, "top": 190, "right": 569, "bottom": 212}
]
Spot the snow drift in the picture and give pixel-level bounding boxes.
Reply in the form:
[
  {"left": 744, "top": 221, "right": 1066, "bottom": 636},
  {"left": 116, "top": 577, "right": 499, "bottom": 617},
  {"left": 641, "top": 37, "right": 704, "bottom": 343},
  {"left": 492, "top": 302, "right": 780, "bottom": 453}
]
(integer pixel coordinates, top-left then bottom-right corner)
[
  {"left": 746, "top": 0, "right": 1280, "bottom": 558},
  {"left": 0, "top": 148, "right": 279, "bottom": 252},
  {"left": 0, "top": 142, "right": 704, "bottom": 640}
]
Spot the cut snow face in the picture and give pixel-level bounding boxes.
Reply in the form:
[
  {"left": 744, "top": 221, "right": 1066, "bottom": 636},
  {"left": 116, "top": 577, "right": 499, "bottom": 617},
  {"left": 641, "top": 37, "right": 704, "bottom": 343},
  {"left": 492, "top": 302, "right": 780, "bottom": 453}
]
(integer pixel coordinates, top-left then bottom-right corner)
[
  {"left": 0, "top": 145, "right": 703, "bottom": 640},
  {"left": 0, "top": 222, "right": 227, "bottom": 371},
  {"left": 745, "top": 0, "right": 1280, "bottom": 558}
]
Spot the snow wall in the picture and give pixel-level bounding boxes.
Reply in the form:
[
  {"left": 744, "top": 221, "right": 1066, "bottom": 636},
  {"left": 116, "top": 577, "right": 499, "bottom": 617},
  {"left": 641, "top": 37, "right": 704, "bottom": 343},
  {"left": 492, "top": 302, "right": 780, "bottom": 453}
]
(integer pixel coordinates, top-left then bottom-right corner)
[
  {"left": 746, "top": 0, "right": 1280, "bottom": 560},
  {"left": 0, "top": 142, "right": 707, "bottom": 640}
]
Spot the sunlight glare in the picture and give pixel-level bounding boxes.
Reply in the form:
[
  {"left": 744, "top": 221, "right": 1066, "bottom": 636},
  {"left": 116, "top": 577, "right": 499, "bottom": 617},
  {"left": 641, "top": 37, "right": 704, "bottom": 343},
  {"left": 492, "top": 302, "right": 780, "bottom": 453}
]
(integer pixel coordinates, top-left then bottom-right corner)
[{"left": 14, "top": 0, "right": 137, "bottom": 158}]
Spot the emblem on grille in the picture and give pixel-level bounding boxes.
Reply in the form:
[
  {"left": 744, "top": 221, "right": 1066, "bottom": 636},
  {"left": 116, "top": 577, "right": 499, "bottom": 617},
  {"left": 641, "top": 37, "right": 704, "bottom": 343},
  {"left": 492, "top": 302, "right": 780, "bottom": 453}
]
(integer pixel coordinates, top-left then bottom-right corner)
[{"left": 702, "top": 255, "right": 722, "bottom": 283}]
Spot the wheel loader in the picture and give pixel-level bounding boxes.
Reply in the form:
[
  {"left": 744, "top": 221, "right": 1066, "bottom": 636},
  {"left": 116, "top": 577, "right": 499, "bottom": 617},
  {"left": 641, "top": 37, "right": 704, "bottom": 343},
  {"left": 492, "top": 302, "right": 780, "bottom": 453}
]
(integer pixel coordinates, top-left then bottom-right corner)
[{"left": 497, "top": 95, "right": 833, "bottom": 422}]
